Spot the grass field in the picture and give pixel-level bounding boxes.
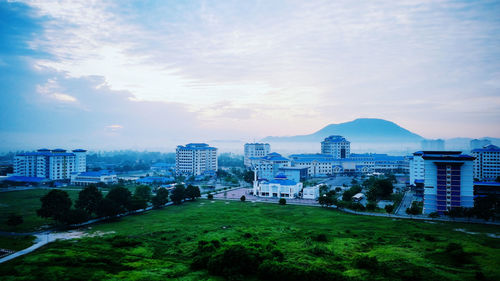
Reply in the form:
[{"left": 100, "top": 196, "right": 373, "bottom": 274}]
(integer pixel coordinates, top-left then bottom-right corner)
[
  {"left": 1, "top": 199, "right": 499, "bottom": 280},
  {"left": 0, "top": 189, "right": 80, "bottom": 233},
  {"left": 0, "top": 236, "right": 36, "bottom": 251}
]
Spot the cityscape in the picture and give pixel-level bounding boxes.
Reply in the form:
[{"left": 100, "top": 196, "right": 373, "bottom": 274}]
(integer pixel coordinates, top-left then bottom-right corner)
[{"left": 1, "top": 1, "right": 499, "bottom": 281}]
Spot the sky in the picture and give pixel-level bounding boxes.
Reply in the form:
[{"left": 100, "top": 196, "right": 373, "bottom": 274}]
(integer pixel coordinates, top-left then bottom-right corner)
[{"left": 1, "top": 0, "right": 499, "bottom": 152}]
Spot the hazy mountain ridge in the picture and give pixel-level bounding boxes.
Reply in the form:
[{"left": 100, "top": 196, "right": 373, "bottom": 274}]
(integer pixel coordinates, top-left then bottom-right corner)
[{"left": 262, "top": 118, "right": 424, "bottom": 143}]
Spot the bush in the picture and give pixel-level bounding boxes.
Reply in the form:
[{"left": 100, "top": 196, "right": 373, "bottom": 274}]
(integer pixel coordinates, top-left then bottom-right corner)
[
  {"left": 240, "top": 195, "right": 246, "bottom": 202},
  {"left": 62, "top": 208, "right": 90, "bottom": 225},
  {"left": 6, "top": 213, "right": 23, "bottom": 226},
  {"left": 207, "top": 244, "right": 260, "bottom": 277},
  {"left": 207, "top": 193, "right": 214, "bottom": 200},
  {"left": 353, "top": 255, "right": 379, "bottom": 271},
  {"left": 279, "top": 198, "right": 286, "bottom": 205},
  {"left": 313, "top": 233, "right": 328, "bottom": 242},
  {"left": 384, "top": 204, "right": 394, "bottom": 214},
  {"left": 366, "top": 202, "right": 377, "bottom": 211},
  {"left": 428, "top": 212, "right": 440, "bottom": 218}
]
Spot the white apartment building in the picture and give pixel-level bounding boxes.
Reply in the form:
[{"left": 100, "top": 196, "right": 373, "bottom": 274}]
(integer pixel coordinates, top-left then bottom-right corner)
[
  {"left": 175, "top": 143, "right": 218, "bottom": 176},
  {"left": 321, "top": 135, "right": 350, "bottom": 159},
  {"left": 409, "top": 152, "right": 425, "bottom": 185},
  {"left": 14, "top": 149, "right": 87, "bottom": 180},
  {"left": 471, "top": 145, "right": 500, "bottom": 181},
  {"left": 244, "top": 143, "right": 270, "bottom": 167}
]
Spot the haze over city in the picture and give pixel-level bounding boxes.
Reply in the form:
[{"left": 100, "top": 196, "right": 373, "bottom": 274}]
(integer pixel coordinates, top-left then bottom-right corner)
[{"left": 1, "top": 0, "right": 500, "bottom": 152}]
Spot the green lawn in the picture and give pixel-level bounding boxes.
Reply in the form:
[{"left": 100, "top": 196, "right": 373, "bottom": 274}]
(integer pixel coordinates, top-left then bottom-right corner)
[
  {"left": 0, "top": 236, "right": 36, "bottom": 251},
  {"left": 1, "top": 200, "right": 499, "bottom": 280},
  {"left": 0, "top": 189, "right": 80, "bottom": 233}
]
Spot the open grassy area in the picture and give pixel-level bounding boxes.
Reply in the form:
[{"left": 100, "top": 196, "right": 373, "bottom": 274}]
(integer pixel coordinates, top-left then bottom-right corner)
[
  {"left": 0, "top": 189, "right": 80, "bottom": 233},
  {"left": 1, "top": 200, "right": 499, "bottom": 280},
  {"left": 0, "top": 236, "right": 36, "bottom": 251}
]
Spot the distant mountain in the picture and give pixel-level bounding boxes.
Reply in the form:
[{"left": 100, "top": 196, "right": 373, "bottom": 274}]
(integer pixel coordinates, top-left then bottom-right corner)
[{"left": 262, "top": 118, "right": 424, "bottom": 143}]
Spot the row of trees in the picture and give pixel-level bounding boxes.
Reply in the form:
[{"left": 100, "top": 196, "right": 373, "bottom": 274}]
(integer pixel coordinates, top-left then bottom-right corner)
[{"left": 36, "top": 184, "right": 171, "bottom": 225}]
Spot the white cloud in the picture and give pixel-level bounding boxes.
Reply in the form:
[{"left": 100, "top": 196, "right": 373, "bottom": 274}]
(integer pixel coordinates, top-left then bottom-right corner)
[{"left": 19, "top": 0, "right": 500, "bottom": 138}]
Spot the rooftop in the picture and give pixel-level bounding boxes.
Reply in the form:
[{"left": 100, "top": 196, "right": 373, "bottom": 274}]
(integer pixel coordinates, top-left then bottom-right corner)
[{"left": 322, "top": 135, "right": 349, "bottom": 143}]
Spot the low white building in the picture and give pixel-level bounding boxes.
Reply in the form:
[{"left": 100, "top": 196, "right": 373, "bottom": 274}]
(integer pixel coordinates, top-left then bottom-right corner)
[
  {"left": 70, "top": 170, "right": 117, "bottom": 186},
  {"left": 253, "top": 173, "right": 302, "bottom": 198},
  {"left": 302, "top": 185, "right": 320, "bottom": 199}
]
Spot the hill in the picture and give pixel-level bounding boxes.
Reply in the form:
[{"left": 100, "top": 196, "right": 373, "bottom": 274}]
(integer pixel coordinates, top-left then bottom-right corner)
[{"left": 262, "top": 118, "right": 423, "bottom": 143}]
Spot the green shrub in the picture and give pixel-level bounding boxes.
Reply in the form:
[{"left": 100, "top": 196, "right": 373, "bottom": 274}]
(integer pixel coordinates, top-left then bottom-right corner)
[
  {"left": 279, "top": 198, "right": 286, "bottom": 205},
  {"left": 240, "top": 195, "right": 246, "bottom": 202},
  {"left": 207, "top": 193, "right": 214, "bottom": 200},
  {"left": 313, "top": 233, "right": 328, "bottom": 242},
  {"left": 353, "top": 255, "right": 379, "bottom": 271}
]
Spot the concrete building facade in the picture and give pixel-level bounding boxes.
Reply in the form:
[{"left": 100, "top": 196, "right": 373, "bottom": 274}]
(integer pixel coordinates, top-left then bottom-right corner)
[
  {"left": 471, "top": 145, "right": 500, "bottom": 181},
  {"left": 14, "top": 148, "right": 86, "bottom": 180},
  {"left": 321, "top": 135, "right": 350, "bottom": 159},
  {"left": 175, "top": 143, "right": 218, "bottom": 176},
  {"left": 244, "top": 143, "right": 270, "bottom": 167},
  {"left": 419, "top": 151, "right": 475, "bottom": 214}
]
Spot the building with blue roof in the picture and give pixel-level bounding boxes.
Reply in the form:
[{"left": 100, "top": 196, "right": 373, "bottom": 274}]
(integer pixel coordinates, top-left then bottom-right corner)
[
  {"left": 321, "top": 135, "right": 350, "bottom": 159},
  {"left": 14, "top": 148, "right": 87, "bottom": 181},
  {"left": 249, "top": 152, "right": 291, "bottom": 180},
  {"left": 71, "top": 170, "right": 117, "bottom": 186},
  {"left": 5, "top": 176, "right": 47, "bottom": 183},
  {"left": 252, "top": 173, "right": 303, "bottom": 199},
  {"left": 409, "top": 151, "right": 475, "bottom": 214},
  {"left": 136, "top": 176, "right": 175, "bottom": 185},
  {"left": 471, "top": 145, "right": 500, "bottom": 181},
  {"left": 176, "top": 143, "right": 218, "bottom": 176},
  {"left": 244, "top": 143, "right": 270, "bottom": 167}
]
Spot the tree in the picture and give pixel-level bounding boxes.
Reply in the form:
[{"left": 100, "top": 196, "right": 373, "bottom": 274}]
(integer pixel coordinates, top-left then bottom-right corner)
[
  {"left": 6, "top": 213, "right": 23, "bottom": 226},
  {"left": 62, "top": 209, "right": 89, "bottom": 225},
  {"left": 240, "top": 195, "right": 246, "bottom": 202},
  {"left": 96, "top": 198, "right": 122, "bottom": 218},
  {"left": 171, "top": 184, "right": 186, "bottom": 204},
  {"left": 128, "top": 196, "right": 148, "bottom": 211},
  {"left": 279, "top": 198, "right": 286, "bottom": 205},
  {"left": 134, "top": 185, "right": 152, "bottom": 202},
  {"left": 243, "top": 171, "right": 255, "bottom": 184},
  {"left": 152, "top": 188, "right": 169, "bottom": 208},
  {"left": 319, "top": 184, "right": 329, "bottom": 196},
  {"left": 106, "top": 186, "right": 132, "bottom": 211},
  {"left": 366, "top": 202, "right": 377, "bottom": 211},
  {"left": 37, "top": 189, "right": 72, "bottom": 222},
  {"left": 185, "top": 185, "right": 201, "bottom": 200},
  {"left": 207, "top": 193, "right": 214, "bottom": 200},
  {"left": 384, "top": 204, "right": 394, "bottom": 214},
  {"left": 406, "top": 201, "right": 422, "bottom": 215},
  {"left": 342, "top": 185, "right": 362, "bottom": 201},
  {"left": 75, "top": 184, "right": 103, "bottom": 215}
]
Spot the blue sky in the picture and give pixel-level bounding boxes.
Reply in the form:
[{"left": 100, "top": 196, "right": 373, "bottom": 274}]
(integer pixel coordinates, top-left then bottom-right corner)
[{"left": 1, "top": 0, "right": 500, "bottom": 151}]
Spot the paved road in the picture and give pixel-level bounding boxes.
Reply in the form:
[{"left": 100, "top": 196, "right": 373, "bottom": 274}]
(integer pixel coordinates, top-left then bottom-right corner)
[{"left": 395, "top": 191, "right": 413, "bottom": 215}]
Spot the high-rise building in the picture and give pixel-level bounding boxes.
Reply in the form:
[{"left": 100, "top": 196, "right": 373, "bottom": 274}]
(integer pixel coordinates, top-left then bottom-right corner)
[
  {"left": 417, "top": 151, "right": 475, "bottom": 214},
  {"left": 175, "top": 143, "right": 217, "bottom": 176},
  {"left": 471, "top": 145, "right": 500, "bottom": 181},
  {"left": 244, "top": 143, "right": 270, "bottom": 167},
  {"left": 321, "top": 135, "right": 350, "bottom": 159},
  {"left": 14, "top": 148, "right": 87, "bottom": 180},
  {"left": 421, "top": 139, "right": 445, "bottom": 151},
  {"left": 470, "top": 139, "right": 492, "bottom": 151}
]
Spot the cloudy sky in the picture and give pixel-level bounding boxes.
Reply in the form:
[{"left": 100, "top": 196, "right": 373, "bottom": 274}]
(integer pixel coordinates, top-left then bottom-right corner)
[{"left": 1, "top": 0, "right": 499, "bottom": 151}]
